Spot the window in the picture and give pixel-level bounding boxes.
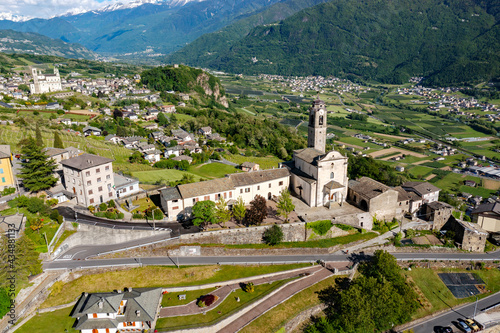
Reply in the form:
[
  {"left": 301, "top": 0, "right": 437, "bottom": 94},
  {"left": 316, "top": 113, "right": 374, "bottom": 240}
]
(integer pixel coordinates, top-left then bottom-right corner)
[
  {"left": 257, "top": 186, "right": 260, "bottom": 190},
  {"left": 229, "top": 192, "right": 232, "bottom": 198},
  {"left": 245, "top": 188, "right": 250, "bottom": 193},
  {"left": 85, "top": 171, "right": 90, "bottom": 176},
  {"left": 240, "top": 189, "right": 243, "bottom": 194},
  {"left": 204, "top": 195, "right": 210, "bottom": 201},
  {"left": 279, "top": 181, "right": 283, "bottom": 186},
  {"left": 98, "top": 186, "right": 103, "bottom": 192},
  {"left": 172, "top": 206, "right": 179, "bottom": 210},
  {"left": 97, "top": 177, "right": 102, "bottom": 183},
  {"left": 0, "top": 168, "right": 3, "bottom": 174},
  {"left": 105, "top": 165, "right": 110, "bottom": 171},
  {"left": 87, "top": 180, "right": 91, "bottom": 186},
  {"left": 224, "top": 192, "right": 227, "bottom": 199},
  {"left": 193, "top": 198, "right": 196, "bottom": 204},
  {"left": 330, "top": 172, "right": 334, "bottom": 179},
  {"left": 109, "top": 192, "right": 113, "bottom": 197},
  {"left": 106, "top": 175, "right": 111, "bottom": 180},
  {"left": 96, "top": 168, "right": 101, "bottom": 173},
  {"left": 269, "top": 183, "right": 271, "bottom": 188},
  {"left": 90, "top": 198, "right": 94, "bottom": 204},
  {"left": 89, "top": 190, "right": 93, "bottom": 195},
  {"left": 172, "top": 199, "right": 178, "bottom": 203},
  {"left": 217, "top": 193, "right": 221, "bottom": 200},
  {"left": 129, "top": 186, "right": 133, "bottom": 190}
]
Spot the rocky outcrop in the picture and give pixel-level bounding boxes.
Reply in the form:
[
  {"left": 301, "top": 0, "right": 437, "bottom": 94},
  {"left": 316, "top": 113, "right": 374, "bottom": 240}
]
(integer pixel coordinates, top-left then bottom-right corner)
[{"left": 196, "top": 72, "right": 229, "bottom": 108}]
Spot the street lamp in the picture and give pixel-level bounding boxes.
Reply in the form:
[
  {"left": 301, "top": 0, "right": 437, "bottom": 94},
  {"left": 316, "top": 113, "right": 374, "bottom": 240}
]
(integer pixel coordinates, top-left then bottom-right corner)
[{"left": 470, "top": 291, "right": 478, "bottom": 320}]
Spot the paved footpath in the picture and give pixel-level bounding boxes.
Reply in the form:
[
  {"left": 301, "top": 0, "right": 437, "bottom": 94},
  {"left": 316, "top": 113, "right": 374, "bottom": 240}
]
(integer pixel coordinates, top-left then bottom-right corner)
[
  {"left": 159, "top": 265, "right": 325, "bottom": 318},
  {"left": 219, "top": 267, "right": 333, "bottom": 333}
]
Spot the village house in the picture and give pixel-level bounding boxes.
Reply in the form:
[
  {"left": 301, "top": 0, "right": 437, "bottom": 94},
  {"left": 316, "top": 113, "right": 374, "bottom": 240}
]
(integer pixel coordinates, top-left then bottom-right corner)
[
  {"left": 82, "top": 126, "right": 102, "bottom": 137},
  {"left": 199, "top": 126, "right": 212, "bottom": 136},
  {"left": 241, "top": 162, "right": 260, "bottom": 172},
  {"left": 444, "top": 217, "right": 488, "bottom": 252},
  {"left": 160, "top": 105, "right": 176, "bottom": 113},
  {"left": 114, "top": 174, "right": 141, "bottom": 199},
  {"left": 61, "top": 154, "right": 115, "bottom": 206},
  {"left": 472, "top": 202, "right": 500, "bottom": 233},
  {"left": 172, "top": 155, "right": 193, "bottom": 164},
  {"left": 71, "top": 287, "right": 162, "bottom": 333},
  {"left": 0, "top": 145, "right": 14, "bottom": 190},
  {"left": 160, "top": 168, "right": 289, "bottom": 220}
]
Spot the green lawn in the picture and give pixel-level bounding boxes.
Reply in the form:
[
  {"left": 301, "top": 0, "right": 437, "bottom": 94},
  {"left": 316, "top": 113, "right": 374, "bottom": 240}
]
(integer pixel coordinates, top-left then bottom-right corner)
[
  {"left": 189, "top": 163, "right": 239, "bottom": 179},
  {"left": 458, "top": 185, "right": 496, "bottom": 197},
  {"left": 156, "top": 280, "right": 288, "bottom": 330},
  {"left": 406, "top": 268, "right": 500, "bottom": 318},
  {"left": 41, "top": 264, "right": 309, "bottom": 308},
  {"left": 408, "top": 166, "right": 433, "bottom": 178},
  {"left": 15, "top": 307, "right": 77, "bottom": 333},
  {"left": 132, "top": 169, "right": 202, "bottom": 184},
  {"left": 53, "top": 230, "right": 77, "bottom": 250},
  {"left": 162, "top": 287, "right": 217, "bottom": 307},
  {"left": 223, "top": 232, "right": 377, "bottom": 249},
  {"left": 222, "top": 154, "right": 283, "bottom": 170}
]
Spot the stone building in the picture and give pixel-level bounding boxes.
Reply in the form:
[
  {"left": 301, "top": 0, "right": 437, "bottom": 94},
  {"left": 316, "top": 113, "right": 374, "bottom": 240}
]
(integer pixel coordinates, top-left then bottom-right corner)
[
  {"left": 29, "top": 67, "right": 62, "bottom": 94},
  {"left": 347, "top": 177, "right": 399, "bottom": 221},
  {"left": 425, "top": 201, "right": 454, "bottom": 230},
  {"left": 284, "top": 98, "right": 349, "bottom": 208},
  {"left": 61, "top": 154, "right": 115, "bottom": 206},
  {"left": 445, "top": 217, "right": 488, "bottom": 252}
]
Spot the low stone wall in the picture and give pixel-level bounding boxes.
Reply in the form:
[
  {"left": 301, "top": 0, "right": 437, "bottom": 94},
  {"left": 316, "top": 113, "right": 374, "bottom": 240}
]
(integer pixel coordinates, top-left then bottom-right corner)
[
  {"left": 284, "top": 304, "right": 327, "bottom": 332},
  {"left": 179, "top": 222, "right": 349, "bottom": 245}
]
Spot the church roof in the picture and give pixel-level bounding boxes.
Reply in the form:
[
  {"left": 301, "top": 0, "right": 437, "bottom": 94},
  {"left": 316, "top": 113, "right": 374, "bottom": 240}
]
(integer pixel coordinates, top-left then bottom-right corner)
[
  {"left": 293, "top": 148, "right": 324, "bottom": 164},
  {"left": 324, "top": 180, "right": 344, "bottom": 190}
]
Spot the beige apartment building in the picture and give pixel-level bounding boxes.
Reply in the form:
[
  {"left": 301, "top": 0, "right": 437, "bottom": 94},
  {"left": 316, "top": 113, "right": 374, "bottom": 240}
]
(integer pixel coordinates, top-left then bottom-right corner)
[{"left": 61, "top": 154, "right": 115, "bottom": 207}]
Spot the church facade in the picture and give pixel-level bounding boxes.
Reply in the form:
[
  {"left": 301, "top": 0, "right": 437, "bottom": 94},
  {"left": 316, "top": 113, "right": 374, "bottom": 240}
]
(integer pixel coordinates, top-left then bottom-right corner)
[
  {"left": 284, "top": 98, "right": 349, "bottom": 207},
  {"left": 29, "top": 67, "right": 62, "bottom": 94}
]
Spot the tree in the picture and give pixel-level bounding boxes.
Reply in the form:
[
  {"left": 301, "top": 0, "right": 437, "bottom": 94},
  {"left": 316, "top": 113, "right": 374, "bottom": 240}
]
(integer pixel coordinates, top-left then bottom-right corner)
[
  {"left": 0, "top": 287, "right": 9, "bottom": 319},
  {"left": 18, "top": 137, "right": 58, "bottom": 192},
  {"left": 35, "top": 123, "right": 43, "bottom": 147},
  {"left": 232, "top": 196, "right": 246, "bottom": 224},
  {"left": 18, "top": 84, "right": 29, "bottom": 92},
  {"left": 263, "top": 224, "right": 284, "bottom": 245},
  {"left": 246, "top": 195, "right": 267, "bottom": 225},
  {"left": 192, "top": 200, "right": 216, "bottom": 228},
  {"left": 53, "top": 132, "right": 64, "bottom": 149},
  {"left": 215, "top": 198, "right": 231, "bottom": 225},
  {"left": 276, "top": 189, "right": 295, "bottom": 222}
]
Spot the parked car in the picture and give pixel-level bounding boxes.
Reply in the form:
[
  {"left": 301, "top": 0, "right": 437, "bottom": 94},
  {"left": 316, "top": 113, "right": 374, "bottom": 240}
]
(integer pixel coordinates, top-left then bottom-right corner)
[
  {"left": 464, "top": 318, "right": 481, "bottom": 332},
  {"left": 436, "top": 327, "right": 453, "bottom": 333},
  {"left": 457, "top": 318, "right": 473, "bottom": 332}
]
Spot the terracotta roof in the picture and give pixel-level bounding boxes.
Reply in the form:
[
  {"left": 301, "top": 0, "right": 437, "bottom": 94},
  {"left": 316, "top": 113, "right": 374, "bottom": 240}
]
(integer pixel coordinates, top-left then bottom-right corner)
[
  {"left": 60, "top": 153, "right": 113, "bottom": 171},
  {"left": 178, "top": 177, "right": 234, "bottom": 198},
  {"left": 230, "top": 168, "right": 289, "bottom": 187}
]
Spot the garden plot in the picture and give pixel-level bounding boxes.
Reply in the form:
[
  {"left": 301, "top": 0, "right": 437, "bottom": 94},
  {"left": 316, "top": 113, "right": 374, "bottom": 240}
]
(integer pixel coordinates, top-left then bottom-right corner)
[{"left": 369, "top": 147, "right": 426, "bottom": 159}]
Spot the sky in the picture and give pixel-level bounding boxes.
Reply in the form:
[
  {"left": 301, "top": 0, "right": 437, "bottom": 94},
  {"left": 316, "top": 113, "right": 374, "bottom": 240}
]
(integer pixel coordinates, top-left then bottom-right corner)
[{"left": 0, "top": 0, "right": 121, "bottom": 20}]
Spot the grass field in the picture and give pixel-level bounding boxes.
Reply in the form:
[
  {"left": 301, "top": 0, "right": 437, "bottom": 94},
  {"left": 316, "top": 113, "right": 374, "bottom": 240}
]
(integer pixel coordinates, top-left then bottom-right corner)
[
  {"left": 41, "top": 264, "right": 309, "bottom": 308},
  {"left": 406, "top": 268, "right": 500, "bottom": 318},
  {"left": 15, "top": 307, "right": 77, "bottom": 333},
  {"left": 189, "top": 163, "right": 239, "bottom": 179},
  {"left": 156, "top": 280, "right": 288, "bottom": 330},
  {"left": 161, "top": 287, "right": 217, "bottom": 307},
  {"left": 222, "top": 154, "right": 283, "bottom": 170},
  {"left": 408, "top": 166, "right": 434, "bottom": 178},
  {"left": 132, "top": 169, "right": 202, "bottom": 184},
  {"left": 240, "top": 276, "right": 337, "bottom": 333}
]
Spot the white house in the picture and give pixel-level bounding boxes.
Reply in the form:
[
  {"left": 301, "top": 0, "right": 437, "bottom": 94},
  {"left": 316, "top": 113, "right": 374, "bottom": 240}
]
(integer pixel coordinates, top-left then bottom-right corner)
[{"left": 114, "top": 173, "right": 141, "bottom": 199}]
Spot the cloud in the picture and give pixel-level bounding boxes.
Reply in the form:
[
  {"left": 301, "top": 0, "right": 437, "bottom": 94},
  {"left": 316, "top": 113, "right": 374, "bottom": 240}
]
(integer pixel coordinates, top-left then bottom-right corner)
[{"left": 0, "top": 0, "right": 121, "bottom": 19}]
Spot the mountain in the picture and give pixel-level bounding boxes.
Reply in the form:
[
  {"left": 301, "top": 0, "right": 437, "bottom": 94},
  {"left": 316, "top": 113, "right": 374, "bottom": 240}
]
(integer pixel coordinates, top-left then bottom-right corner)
[
  {"left": 165, "top": 0, "right": 330, "bottom": 66},
  {"left": 198, "top": 0, "right": 500, "bottom": 86},
  {"left": 0, "top": 0, "right": 289, "bottom": 59},
  {"left": 0, "top": 29, "right": 98, "bottom": 60}
]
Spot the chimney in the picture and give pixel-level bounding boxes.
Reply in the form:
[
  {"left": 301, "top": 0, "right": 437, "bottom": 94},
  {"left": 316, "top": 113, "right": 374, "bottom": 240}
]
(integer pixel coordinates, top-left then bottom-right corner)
[
  {"left": 136, "top": 310, "right": 140, "bottom": 317},
  {"left": 98, "top": 298, "right": 104, "bottom": 309}
]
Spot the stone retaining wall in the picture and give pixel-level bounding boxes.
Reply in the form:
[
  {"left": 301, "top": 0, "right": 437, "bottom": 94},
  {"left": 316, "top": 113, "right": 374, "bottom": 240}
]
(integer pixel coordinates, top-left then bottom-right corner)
[{"left": 179, "top": 222, "right": 349, "bottom": 245}]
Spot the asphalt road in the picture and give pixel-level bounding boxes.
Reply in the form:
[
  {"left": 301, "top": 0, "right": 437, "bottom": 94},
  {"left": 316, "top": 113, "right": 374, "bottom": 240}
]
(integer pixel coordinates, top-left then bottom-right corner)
[
  {"left": 407, "top": 292, "right": 500, "bottom": 333},
  {"left": 44, "top": 250, "right": 500, "bottom": 270}
]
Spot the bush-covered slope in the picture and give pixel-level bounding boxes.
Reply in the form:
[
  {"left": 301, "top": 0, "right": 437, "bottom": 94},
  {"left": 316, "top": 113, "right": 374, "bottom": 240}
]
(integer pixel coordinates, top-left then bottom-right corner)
[{"left": 203, "top": 0, "right": 499, "bottom": 85}]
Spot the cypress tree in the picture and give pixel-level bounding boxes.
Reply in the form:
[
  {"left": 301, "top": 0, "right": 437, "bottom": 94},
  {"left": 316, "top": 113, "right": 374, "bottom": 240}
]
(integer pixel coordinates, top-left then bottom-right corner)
[
  {"left": 53, "top": 132, "right": 64, "bottom": 149},
  {"left": 35, "top": 123, "right": 43, "bottom": 147},
  {"left": 18, "top": 137, "right": 57, "bottom": 192}
]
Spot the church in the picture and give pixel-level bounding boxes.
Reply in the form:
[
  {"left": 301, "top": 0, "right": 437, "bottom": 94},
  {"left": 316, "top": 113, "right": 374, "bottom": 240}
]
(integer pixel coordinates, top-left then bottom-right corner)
[{"left": 283, "top": 98, "right": 349, "bottom": 207}]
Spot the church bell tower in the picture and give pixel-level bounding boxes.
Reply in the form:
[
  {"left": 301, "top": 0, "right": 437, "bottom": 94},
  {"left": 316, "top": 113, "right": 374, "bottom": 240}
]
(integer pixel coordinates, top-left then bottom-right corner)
[{"left": 307, "top": 98, "right": 327, "bottom": 153}]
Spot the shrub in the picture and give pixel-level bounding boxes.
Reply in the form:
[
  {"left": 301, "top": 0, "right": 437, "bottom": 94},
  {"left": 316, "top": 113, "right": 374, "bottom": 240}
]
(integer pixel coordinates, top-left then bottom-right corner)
[
  {"left": 153, "top": 208, "right": 163, "bottom": 220},
  {"left": 197, "top": 294, "right": 218, "bottom": 307},
  {"left": 49, "top": 209, "right": 60, "bottom": 221},
  {"left": 88, "top": 205, "right": 95, "bottom": 213},
  {"left": 99, "top": 203, "right": 108, "bottom": 211},
  {"left": 307, "top": 220, "right": 332, "bottom": 236},
  {"left": 107, "top": 199, "right": 116, "bottom": 208},
  {"left": 263, "top": 224, "right": 284, "bottom": 245},
  {"left": 46, "top": 198, "right": 58, "bottom": 207},
  {"left": 243, "top": 282, "right": 254, "bottom": 293},
  {"left": 105, "top": 211, "right": 117, "bottom": 219},
  {"left": 335, "top": 223, "right": 354, "bottom": 231},
  {"left": 132, "top": 213, "right": 144, "bottom": 219},
  {"left": 117, "top": 213, "right": 124, "bottom": 220},
  {"left": 26, "top": 197, "right": 46, "bottom": 214},
  {"left": 1, "top": 187, "right": 15, "bottom": 196}
]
